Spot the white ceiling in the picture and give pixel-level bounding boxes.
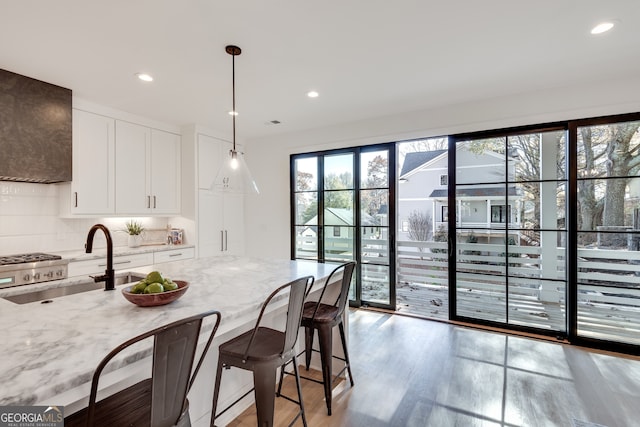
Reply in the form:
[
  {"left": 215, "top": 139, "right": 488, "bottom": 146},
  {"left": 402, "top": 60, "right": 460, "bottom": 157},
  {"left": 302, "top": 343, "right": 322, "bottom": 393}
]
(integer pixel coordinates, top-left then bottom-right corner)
[{"left": 2, "top": 1, "right": 639, "bottom": 140}]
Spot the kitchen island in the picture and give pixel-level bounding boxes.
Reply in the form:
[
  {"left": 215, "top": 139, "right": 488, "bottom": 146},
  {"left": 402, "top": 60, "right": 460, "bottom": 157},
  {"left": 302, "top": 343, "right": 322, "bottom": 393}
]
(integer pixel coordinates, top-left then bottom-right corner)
[{"left": 0, "top": 256, "right": 339, "bottom": 426}]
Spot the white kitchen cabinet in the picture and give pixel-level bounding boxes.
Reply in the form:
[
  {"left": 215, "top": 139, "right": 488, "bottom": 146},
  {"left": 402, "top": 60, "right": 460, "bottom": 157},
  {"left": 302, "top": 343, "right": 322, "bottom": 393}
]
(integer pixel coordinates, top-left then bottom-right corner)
[
  {"left": 64, "top": 110, "right": 115, "bottom": 215},
  {"left": 196, "top": 133, "right": 244, "bottom": 257},
  {"left": 67, "top": 247, "right": 194, "bottom": 278},
  {"left": 150, "top": 129, "right": 181, "bottom": 214},
  {"left": 153, "top": 247, "right": 195, "bottom": 264},
  {"left": 115, "top": 121, "right": 181, "bottom": 215},
  {"left": 198, "top": 133, "right": 228, "bottom": 190},
  {"left": 222, "top": 192, "right": 244, "bottom": 254},
  {"left": 198, "top": 189, "right": 244, "bottom": 257},
  {"left": 68, "top": 252, "right": 154, "bottom": 277}
]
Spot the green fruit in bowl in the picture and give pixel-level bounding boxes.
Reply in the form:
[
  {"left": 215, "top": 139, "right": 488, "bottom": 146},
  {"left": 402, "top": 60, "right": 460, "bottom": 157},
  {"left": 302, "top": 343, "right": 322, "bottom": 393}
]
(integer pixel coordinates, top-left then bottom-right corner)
[
  {"left": 146, "top": 271, "right": 164, "bottom": 284},
  {"left": 130, "top": 281, "right": 147, "bottom": 294},
  {"left": 144, "top": 282, "right": 164, "bottom": 294},
  {"left": 164, "top": 281, "right": 178, "bottom": 291}
]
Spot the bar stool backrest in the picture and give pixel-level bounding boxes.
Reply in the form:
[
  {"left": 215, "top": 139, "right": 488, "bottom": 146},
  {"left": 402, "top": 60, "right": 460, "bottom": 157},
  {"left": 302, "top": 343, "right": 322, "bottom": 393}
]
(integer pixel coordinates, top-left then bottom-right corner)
[
  {"left": 241, "top": 275, "right": 314, "bottom": 362},
  {"left": 307, "top": 261, "right": 357, "bottom": 321},
  {"left": 284, "top": 276, "right": 314, "bottom": 356},
  {"left": 87, "top": 310, "right": 222, "bottom": 427}
]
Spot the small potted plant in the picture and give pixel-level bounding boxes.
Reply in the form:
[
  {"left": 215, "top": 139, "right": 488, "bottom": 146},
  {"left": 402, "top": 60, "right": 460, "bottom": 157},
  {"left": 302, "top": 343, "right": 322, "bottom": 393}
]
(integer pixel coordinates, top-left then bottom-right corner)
[{"left": 125, "top": 220, "right": 144, "bottom": 248}]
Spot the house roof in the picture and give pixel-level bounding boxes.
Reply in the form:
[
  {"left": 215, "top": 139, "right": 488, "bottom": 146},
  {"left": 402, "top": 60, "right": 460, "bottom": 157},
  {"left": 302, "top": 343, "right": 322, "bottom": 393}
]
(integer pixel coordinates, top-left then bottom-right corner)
[
  {"left": 429, "top": 187, "right": 521, "bottom": 198},
  {"left": 304, "top": 207, "right": 377, "bottom": 226},
  {"left": 328, "top": 208, "right": 355, "bottom": 225},
  {"left": 400, "top": 150, "right": 447, "bottom": 177}
]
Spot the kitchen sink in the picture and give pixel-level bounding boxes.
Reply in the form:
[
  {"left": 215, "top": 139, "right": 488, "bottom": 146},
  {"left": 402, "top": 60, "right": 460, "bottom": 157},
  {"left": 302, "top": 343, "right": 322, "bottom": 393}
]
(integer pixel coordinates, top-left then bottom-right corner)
[{"left": 3, "top": 272, "right": 146, "bottom": 305}]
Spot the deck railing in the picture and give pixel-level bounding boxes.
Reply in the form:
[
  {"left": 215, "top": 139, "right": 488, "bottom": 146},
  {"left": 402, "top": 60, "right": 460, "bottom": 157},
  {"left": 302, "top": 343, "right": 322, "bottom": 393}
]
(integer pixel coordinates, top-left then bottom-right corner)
[
  {"left": 397, "top": 239, "right": 640, "bottom": 341},
  {"left": 300, "top": 236, "right": 640, "bottom": 304}
]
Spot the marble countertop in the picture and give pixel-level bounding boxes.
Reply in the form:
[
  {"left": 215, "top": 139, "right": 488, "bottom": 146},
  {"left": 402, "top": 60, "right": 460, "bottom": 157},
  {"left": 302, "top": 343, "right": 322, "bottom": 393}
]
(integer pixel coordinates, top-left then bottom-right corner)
[{"left": 0, "top": 256, "right": 335, "bottom": 406}]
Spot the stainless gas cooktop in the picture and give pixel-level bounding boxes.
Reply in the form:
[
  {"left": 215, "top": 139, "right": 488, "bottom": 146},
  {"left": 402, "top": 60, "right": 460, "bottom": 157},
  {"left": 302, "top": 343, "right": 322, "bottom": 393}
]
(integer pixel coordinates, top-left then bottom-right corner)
[{"left": 0, "top": 252, "right": 68, "bottom": 289}]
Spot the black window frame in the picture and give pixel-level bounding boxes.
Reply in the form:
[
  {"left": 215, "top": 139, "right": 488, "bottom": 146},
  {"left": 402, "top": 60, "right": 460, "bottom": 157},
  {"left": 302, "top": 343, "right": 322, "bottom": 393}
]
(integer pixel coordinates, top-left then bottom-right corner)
[{"left": 290, "top": 143, "right": 396, "bottom": 310}]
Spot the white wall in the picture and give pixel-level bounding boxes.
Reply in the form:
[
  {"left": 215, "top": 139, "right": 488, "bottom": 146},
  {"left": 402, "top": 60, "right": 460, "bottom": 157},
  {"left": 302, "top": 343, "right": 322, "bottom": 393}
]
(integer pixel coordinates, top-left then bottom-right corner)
[{"left": 243, "top": 75, "right": 640, "bottom": 259}]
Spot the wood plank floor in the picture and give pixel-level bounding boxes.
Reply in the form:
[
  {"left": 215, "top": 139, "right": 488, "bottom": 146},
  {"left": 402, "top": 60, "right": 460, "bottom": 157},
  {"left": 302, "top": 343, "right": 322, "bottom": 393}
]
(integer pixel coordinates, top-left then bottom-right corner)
[{"left": 228, "top": 309, "right": 640, "bottom": 427}]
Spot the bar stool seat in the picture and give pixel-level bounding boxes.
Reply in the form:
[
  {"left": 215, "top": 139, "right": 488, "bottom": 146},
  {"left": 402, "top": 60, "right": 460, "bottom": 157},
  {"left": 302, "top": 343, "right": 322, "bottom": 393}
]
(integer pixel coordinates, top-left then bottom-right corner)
[
  {"left": 302, "top": 302, "right": 340, "bottom": 323},
  {"left": 220, "top": 327, "right": 285, "bottom": 363}
]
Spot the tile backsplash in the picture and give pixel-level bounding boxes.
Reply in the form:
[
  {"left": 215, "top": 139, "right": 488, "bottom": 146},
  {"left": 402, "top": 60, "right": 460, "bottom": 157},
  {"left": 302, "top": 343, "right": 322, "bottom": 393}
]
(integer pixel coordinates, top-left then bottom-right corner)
[{"left": 0, "top": 182, "right": 172, "bottom": 255}]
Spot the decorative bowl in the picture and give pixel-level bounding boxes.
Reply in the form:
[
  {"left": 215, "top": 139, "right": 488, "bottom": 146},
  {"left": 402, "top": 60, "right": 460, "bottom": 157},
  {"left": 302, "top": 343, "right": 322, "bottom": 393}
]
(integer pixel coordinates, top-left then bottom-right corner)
[{"left": 122, "top": 280, "right": 189, "bottom": 307}]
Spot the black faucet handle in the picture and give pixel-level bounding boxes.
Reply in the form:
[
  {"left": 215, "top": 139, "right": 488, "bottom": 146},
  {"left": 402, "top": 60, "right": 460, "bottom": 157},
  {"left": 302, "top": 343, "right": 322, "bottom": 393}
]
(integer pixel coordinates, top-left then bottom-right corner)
[{"left": 90, "top": 274, "right": 107, "bottom": 283}]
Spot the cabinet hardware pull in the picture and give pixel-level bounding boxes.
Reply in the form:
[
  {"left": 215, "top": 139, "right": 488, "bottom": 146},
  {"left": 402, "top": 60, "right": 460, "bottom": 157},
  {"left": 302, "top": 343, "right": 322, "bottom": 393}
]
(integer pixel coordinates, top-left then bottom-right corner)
[
  {"left": 147, "top": 195, "right": 151, "bottom": 208},
  {"left": 98, "top": 260, "right": 131, "bottom": 267},
  {"left": 169, "top": 253, "right": 181, "bottom": 257},
  {"left": 225, "top": 230, "right": 228, "bottom": 251},
  {"left": 74, "top": 192, "right": 78, "bottom": 208},
  {"left": 153, "top": 195, "right": 157, "bottom": 209},
  {"left": 221, "top": 230, "right": 224, "bottom": 251}
]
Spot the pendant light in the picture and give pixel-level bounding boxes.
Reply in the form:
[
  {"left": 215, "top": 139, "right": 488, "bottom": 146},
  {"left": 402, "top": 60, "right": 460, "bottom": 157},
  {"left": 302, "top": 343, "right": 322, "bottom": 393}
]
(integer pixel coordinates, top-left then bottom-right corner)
[{"left": 211, "top": 45, "right": 259, "bottom": 194}]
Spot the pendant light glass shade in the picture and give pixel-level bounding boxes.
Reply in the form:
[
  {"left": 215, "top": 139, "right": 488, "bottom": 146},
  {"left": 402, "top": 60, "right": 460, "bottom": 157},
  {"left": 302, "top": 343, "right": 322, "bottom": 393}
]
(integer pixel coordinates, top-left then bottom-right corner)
[
  {"left": 211, "top": 148, "right": 259, "bottom": 193},
  {"left": 211, "top": 45, "right": 259, "bottom": 194}
]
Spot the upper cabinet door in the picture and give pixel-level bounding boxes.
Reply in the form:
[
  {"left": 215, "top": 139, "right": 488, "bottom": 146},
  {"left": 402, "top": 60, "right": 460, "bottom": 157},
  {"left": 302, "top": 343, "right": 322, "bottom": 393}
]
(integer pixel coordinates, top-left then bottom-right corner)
[
  {"left": 115, "top": 120, "right": 150, "bottom": 214},
  {"left": 115, "top": 121, "right": 181, "bottom": 215},
  {"left": 150, "top": 129, "right": 181, "bottom": 214},
  {"left": 71, "top": 110, "right": 115, "bottom": 214},
  {"left": 198, "top": 133, "right": 225, "bottom": 190},
  {"left": 222, "top": 191, "right": 245, "bottom": 255}
]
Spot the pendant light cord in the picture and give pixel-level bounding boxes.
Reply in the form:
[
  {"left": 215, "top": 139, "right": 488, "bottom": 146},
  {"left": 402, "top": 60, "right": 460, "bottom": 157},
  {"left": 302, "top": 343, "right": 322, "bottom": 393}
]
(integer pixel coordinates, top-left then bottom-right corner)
[
  {"left": 226, "top": 45, "right": 241, "bottom": 153},
  {"left": 232, "top": 51, "right": 236, "bottom": 152}
]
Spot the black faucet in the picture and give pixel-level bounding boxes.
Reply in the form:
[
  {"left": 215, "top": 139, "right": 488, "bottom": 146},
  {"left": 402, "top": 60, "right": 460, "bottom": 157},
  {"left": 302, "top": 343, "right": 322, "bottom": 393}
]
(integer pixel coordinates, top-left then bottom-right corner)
[{"left": 85, "top": 224, "right": 115, "bottom": 291}]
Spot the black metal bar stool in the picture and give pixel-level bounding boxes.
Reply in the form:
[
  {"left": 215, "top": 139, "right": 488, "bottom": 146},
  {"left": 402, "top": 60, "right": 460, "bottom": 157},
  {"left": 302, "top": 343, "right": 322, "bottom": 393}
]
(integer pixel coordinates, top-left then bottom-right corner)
[
  {"left": 64, "top": 309, "right": 222, "bottom": 427},
  {"left": 211, "top": 276, "right": 314, "bottom": 427},
  {"left": 280, "top": 261, "right": 356, "bottom": 416}
]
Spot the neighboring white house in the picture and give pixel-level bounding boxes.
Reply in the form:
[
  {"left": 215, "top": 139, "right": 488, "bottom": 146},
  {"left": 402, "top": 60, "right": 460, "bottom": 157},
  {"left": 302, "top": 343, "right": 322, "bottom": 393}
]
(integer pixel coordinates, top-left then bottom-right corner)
[
  {"left": 302, "top": 208, "right": 378, "bottom": 239},
  {"left": 297, "top": 208, "right": 380, "bottom": 259},
  {"left": 398, "top": 145, "right": 522, "bottom": 244}
]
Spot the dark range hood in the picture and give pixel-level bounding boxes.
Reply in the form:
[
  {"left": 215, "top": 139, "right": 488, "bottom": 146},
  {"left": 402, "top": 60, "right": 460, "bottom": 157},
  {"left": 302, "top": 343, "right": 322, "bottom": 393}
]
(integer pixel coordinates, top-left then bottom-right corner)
[{"left": 0, "top": 68, "right": 72, "bottom": 183}]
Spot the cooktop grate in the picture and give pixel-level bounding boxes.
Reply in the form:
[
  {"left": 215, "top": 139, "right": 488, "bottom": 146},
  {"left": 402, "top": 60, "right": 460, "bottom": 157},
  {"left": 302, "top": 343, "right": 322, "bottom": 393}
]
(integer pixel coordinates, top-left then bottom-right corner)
[{"left": 0, "top": 253, "right": 63, "bottom": 266}]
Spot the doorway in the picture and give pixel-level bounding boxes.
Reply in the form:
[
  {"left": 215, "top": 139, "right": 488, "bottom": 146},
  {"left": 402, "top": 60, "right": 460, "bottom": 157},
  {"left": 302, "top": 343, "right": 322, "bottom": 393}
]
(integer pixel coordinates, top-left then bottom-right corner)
[
  {"left": 291, "top": 144, "right": 395, "bottom": 310},
  {"left": 450, "top": 129, "right": 568, "bottom": 333}
]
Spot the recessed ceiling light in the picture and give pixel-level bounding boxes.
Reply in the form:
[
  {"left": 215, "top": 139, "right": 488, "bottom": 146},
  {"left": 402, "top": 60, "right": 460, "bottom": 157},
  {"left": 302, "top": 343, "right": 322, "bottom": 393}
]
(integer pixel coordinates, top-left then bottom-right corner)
[
  {"left": 307, "top": 91, "right": 319, "bottom": 98},
  {"left": 591, "top": 21, "right": 615, "bottom": 35},
  {"left": 136, "top": 73, "right": 153, "bottom": 82},
  {"left": 228, "top": 110, "right": 238, "bottom": 116}
]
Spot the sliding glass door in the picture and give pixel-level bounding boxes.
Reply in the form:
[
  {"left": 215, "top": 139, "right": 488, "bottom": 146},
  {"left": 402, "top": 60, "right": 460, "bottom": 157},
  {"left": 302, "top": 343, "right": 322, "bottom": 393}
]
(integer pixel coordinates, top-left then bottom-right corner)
[
  {"left": 451, "top": 129, "right": 567, "bottom": 333},
  {"left": 291, "top": 145, "right": 395, "bottom": 309},
  {"left": 575, "top": 118, "right": 640, "bottom": 346}
]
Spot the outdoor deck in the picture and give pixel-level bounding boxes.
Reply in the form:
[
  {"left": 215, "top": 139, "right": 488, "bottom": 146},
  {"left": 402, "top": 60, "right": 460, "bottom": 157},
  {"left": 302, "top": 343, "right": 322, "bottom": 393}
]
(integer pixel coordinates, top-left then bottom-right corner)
[
  {"left": 395, "top": 282, "right": 640, "bottom": 345},
  {"left": 396, "top": 282, "right": 566, "bottom": 328}
]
